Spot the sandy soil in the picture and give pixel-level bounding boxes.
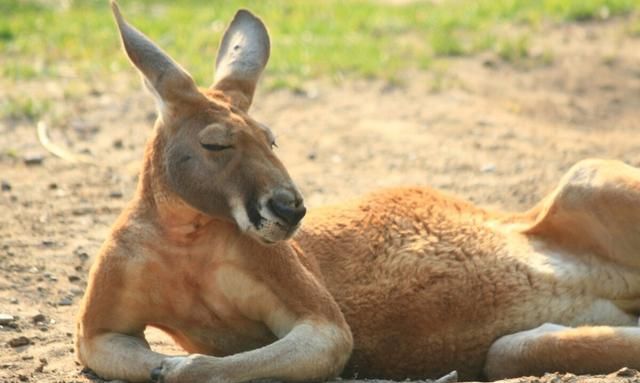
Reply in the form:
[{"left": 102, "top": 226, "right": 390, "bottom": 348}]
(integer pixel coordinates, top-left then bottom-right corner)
[{"left": 1, "top": 18, "right": 639, "bottom": 383}]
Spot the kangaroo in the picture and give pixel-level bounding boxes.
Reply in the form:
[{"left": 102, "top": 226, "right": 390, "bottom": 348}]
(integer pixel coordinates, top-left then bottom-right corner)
[{"left": 76, "top": 2, "right": 640, "bottom": 382}]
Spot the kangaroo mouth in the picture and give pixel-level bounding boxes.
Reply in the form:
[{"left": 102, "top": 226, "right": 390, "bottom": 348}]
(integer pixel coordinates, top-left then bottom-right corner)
[{"left": 235, "top": 197, "right": 299, "bottom": 244}]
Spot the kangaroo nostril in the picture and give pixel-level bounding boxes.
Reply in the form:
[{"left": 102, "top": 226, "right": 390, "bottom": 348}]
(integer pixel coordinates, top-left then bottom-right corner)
[
  {"left": 268, "top": 191, "right": 306, "bottom": 226},
  {"left": 150, "top": 366, "right": 163, "bottom": 382}
]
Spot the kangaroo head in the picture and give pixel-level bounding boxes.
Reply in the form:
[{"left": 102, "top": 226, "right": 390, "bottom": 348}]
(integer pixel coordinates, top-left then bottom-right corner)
[{"left": 111, "top": 1, "right": 305, "bottom": 244}]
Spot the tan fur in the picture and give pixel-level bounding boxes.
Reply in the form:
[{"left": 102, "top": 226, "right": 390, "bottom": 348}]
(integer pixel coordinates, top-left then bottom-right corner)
[{"left": 76, "top": 3, "right": 640, "bottom": 383}]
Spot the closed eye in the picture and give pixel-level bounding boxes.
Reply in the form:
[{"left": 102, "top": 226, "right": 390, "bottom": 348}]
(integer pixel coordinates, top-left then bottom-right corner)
[{"left": 201, "top": 143, "right": 233, "bottom": 151}]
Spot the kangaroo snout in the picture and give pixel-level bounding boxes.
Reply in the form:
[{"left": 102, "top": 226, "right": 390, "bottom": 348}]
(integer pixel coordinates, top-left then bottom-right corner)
[{"left": 268, "top": 189, "right": 306, "bottom": 227}]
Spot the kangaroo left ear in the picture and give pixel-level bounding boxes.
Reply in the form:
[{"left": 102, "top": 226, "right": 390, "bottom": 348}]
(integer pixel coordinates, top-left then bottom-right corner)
[
  {"left": 111, "top": 0, "right": 202, "bottom": 119},
  {"left": 212, "top": 9, "right": 271, "bottom": 112}
]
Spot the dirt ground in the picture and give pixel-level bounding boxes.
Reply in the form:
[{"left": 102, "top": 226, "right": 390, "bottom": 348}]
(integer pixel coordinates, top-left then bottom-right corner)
[{"left": 1, "top": 17, "right": 640, "bottom": 383}]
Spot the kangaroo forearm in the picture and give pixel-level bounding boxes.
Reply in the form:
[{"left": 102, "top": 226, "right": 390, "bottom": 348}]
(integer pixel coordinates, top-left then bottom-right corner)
[
  {"left": 222, "top": 322, "right": 352, "bottom": 382},
  {"left": 78, "top": 332, "right": 167, "bottom": 382}
]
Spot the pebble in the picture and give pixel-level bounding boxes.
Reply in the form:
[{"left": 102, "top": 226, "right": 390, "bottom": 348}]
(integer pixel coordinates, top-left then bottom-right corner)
[
  {"left": 109, "top": 190, "right": 124, "bottom": 199},
  {"left": 480, "top": 163, "right": 496, "bottom": 173},
  {"left": 68, "top": 275, "right": 81, "bottom": 282},
  {"left": 8, "top": 336, "right": 31, "bottom": 348},
  {"left": 1, "top": 180, "right": 11, "bottom": 191},
  {"left": 43, "top": 272, "right": 58, "bottom": 281},
  {"left": 0, "top": 313, "right": 15, "bottom": 325},
  {"left": 23, "top": 154, "right": 44, "bottom": 166},
  {"left": 35, "top": 357, "right": 47, "bottom": 373},
  {"left": 58, "top": 297, "right": 73, "bottom": 306},
  {"left": 615, "top": 367, "right": 639, "bottom": 377},
  {"left": 10, "top": 297, "right": 18, "bottom": 304},
  {"left": 113, "top": 139, "right": 124, "bottom": 149},
  {"left": 72, "top": 207, "right": 94, "bottom": 216},
  {"left": 32, "top": 314, "right": 46, "bottom": 324}
]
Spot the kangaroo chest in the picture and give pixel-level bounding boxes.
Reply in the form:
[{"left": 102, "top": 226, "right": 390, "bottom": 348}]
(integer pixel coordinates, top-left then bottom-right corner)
[{"left": 137, "top": 247, "right": 277, "bottom": 356}]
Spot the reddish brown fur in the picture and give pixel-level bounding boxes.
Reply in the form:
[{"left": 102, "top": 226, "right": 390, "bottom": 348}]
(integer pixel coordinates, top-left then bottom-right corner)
[{"left": 76, "top": 4, "right": 640, "bottom": 383}]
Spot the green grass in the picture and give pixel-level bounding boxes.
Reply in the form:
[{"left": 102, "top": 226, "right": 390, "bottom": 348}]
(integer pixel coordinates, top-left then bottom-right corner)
[
  {"left": 0, "top": 96, "right": 50, "bottom": 121},
  {"left": 497, "top": 35, "right": 531, "bottom": 63},
  {"left": 1, "top": 0, "right": 639, "bottom": 90},
  {"left": 629, "top": 13, "right": 640, "bottom": 35}
]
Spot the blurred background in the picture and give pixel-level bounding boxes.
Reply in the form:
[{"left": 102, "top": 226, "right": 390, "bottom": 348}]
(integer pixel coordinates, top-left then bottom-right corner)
[{"left": 1, "top": 1, "right": 640, "bottom": 381}]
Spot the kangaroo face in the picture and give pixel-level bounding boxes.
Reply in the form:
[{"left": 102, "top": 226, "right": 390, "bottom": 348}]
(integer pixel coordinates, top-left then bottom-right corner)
[{"left": 112, "top": 5, "right": 305, "bottom": 243}]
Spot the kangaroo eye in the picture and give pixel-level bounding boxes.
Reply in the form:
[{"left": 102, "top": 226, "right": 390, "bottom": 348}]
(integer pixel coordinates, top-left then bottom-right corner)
[{"left": 201, "top": 143, "right": 233, "bottom": 151}]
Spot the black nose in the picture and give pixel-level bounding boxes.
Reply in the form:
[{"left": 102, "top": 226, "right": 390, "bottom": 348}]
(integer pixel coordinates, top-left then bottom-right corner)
[
  {"left": 150, "top": 367, "right": 163, "bottom": 382},
  {"left": 268, "top": 190, "right": 306, "bottom": 226}
]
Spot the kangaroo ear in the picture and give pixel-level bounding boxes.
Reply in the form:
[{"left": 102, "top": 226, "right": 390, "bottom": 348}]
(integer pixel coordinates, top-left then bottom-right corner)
[
  {"left": 111, "top": 1, "right": 201, "bottom": 118},
  {"left": 212, "top": 9, "right": 270, "bottom": 112}
]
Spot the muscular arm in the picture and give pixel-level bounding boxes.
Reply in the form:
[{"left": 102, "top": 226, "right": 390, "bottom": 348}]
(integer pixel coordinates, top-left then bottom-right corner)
[{"left": 154, "top": 251, "right": 354, "bottom": 383}]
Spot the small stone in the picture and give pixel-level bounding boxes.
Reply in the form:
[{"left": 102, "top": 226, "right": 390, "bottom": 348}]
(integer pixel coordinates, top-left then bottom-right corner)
[
  {"left": 307, "top": 151, "right": 317, "bottom": 161},
  {"left": 8, "top": 336, "right": 31, "bottom": 347},
  {"left": 1, "top": 180, "right": 11, "bottom": 191},
  {"left": 112, "top": 139, "right": 124, "bottom": 149},
  {"left": 480, "top": 163, "right": 496, "bottom": 173},
  {"left": 68, "top": 275, "right": 81, "bottom": 282},
  {"left": 58, "top": 297, "right": 73, "bottom": 306},
  {"left": 615, "top": 367, "right": 638, "bottom": 377},
  {"left": 434, "top": 370, "right": 458, "bottom": 383},
  {"left": 43, "top": 272, "right": 57, "bottom": 281},
  {"left": 10, "top": 297, "right": 18, "bottom": 304},
  {"left": 22, "top": 355, "right": 34, "bottom": 360},
  {"left": 32, "top": 314, "right": 46, "bottom": 324},
  {"left": 109, "top": 190, "right": 123, "bottom": 199},
  {"left": 0, "top": 313, "right": 15, "bottom": 325},
  {"left": 35, "top": 357, "right": 47, "bottom": 372},
  {"left": 48, "top": 182, "right": 58, "bottom": 190},
  {"left": 482, "top": 58, "right": 497, "bottom": 68},
  {"left": 23, "top": 153, "right": 44, "bottom": 165},
  {"left": 19, "top": 374, "right": 28, "bottom": 382},
  {"left": 72, "top": 207, "right": 93, "bottom": 216}
]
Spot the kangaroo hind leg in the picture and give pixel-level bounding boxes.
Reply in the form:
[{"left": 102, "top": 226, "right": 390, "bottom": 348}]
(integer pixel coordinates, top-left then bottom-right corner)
[
  {"left": 524, "top": 159, "right": 640, "bottom": 269},
  {"left": 485, "top": 323, "right": 640, "bottom": 380}
]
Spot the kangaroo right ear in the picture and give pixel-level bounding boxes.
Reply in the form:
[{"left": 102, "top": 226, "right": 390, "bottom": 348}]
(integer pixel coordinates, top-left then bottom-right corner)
[
  {"left": 111, "top": 1, "right": 201, "bottom": 118},
  {"left": 212, "top": 10, "right": 270, "bottom": 112}
]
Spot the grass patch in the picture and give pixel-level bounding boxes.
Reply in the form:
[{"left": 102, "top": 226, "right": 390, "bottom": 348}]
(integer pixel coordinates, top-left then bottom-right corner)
[
  {"left": 497, "top": 35, "right": 531, "bottom": 63},
  {"left": 1, "top": 0, "right": 639, "bottom": 91},
  {"left": 628, "top": 14, "right": 640, "bottom": 36},
  {"left": 1, "top": 96, "right": 50, "bottom": 121}
]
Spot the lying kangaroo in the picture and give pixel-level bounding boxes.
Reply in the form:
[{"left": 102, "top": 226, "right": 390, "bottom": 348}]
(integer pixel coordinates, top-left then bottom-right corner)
[{"left": 76, "top": 2, "right": 640, "bottom": 383}]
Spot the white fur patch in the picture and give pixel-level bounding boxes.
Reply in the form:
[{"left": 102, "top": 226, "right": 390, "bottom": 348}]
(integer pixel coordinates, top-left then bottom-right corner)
[
  {"left": 229, "top": 194, "right": 300, "bottom": 243},
  {"left": 229, "top": 197, "right": 252, "bottom": 232}
]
